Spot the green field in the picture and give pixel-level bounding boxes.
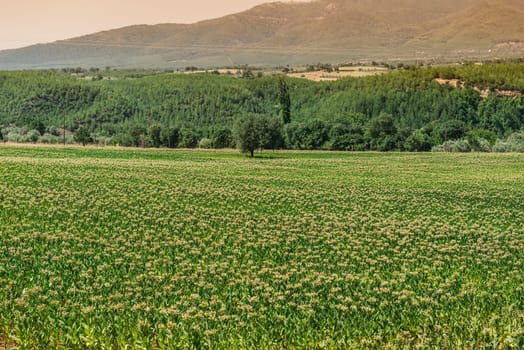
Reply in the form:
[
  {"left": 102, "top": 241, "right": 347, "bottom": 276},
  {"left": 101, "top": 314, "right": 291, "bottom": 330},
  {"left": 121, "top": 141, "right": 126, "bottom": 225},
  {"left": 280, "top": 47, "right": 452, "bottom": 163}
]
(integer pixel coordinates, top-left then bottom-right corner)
[{"left": 0, "top": 146, "right": 523, "bottom": 349}]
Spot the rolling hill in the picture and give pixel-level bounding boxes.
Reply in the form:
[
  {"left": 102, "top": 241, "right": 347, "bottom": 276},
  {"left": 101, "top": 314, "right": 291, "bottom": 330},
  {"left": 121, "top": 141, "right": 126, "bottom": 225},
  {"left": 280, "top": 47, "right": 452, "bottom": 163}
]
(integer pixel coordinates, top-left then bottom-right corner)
[{"left": 1, "top": 0, "right": 524, "bottom": 69}]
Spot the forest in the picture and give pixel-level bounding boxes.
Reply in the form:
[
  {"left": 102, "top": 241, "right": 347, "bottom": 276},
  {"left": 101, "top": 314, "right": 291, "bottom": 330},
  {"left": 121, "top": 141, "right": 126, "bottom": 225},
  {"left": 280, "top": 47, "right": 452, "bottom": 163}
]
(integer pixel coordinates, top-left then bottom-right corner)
[{"left": 0, "top": 61, "right": 523, "bottom": 152}]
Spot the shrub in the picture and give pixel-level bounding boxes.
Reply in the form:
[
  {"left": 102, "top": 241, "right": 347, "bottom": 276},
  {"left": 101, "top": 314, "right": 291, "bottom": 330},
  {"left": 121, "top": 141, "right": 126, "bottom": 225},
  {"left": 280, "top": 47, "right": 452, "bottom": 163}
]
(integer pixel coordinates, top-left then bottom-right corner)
[
  {"left": 433, "top": 140, "right": 472, "bottom": 153},
  {"left": 328, "top": 123, "right": 366, "bottom": 151},
  {"left": 39, "top": 133, "right": 60, "bottom": 144},
  {"left": 199, "top": 138, "right": 213, "bottom": 149},
  {"left": 466, "top": 129, "right": 496, "bottom": 146},
  {"left": 404, "top": 130, "right": 432, "bottom": 152},
  {"left": 507, "top": 132, "right": 524, "bottom": 152},
  {"left": 434, "top": 120, "right": 467, "bottom": 143},
  {"left": 27, "top": 130, "right": 40, "bottom": 143},
  {"left": 46, "top": 126, "right": 61, "bottom": 137},
  {"left": 178, "top": 128, "right": 199, "bottom": 148},
  {"left": 492, "top": 141, "right": 512, "bottom": 153},
  {"left": 284, "top": 120, "right": 328, "bottom": 150},
  {"left": 93, "top": 136, "right": 113, "bottom": 146},
  {"left": 7, "top": 132, "right": 22, "bottom": 143},
  {"left": 211, "top": 128, "right": 234, "bottom": 149},
  {"left": 492, "top": 132, "right": 524, "bottom": 152},
  {"left": 431, "top": 144, "right": 445, "bottom": 152},
  {"left": 473, "top": 138, "right": 492, "bottom": 152},
  {"left": 74, "top": 127, "right": 93, "bottom": 146}
]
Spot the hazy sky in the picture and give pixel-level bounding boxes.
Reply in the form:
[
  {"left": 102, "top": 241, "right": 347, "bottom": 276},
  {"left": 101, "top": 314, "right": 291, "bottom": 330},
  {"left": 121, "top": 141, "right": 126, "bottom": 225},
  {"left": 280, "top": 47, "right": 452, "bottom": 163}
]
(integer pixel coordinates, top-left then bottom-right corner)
[{"left": 0, "top": 0, "right": 291, "bottom": 50}]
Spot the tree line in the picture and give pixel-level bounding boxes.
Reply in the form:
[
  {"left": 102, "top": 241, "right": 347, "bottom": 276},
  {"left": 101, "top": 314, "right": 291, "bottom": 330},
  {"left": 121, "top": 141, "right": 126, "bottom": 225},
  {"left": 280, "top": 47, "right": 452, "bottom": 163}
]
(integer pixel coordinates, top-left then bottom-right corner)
[{"left": 0, "top": 62, "right": 523, "bottom": 154}]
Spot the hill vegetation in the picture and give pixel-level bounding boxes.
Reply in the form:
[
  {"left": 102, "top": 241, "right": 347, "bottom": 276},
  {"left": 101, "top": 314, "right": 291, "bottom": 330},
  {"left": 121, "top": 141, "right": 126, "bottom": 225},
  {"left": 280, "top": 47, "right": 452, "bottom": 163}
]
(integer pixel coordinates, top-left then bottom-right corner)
[
  {"left": 1, "top": 61, "right": 524, "bottom": 152},
  {"left": 1, "top": 0, "right": 524, "bottom": 69}
]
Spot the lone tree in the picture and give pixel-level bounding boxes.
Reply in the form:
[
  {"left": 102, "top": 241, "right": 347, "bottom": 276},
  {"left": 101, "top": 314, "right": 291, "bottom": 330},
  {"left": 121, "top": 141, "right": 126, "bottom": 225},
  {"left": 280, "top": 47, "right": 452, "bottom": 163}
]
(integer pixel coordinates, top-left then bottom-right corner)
[
  {"left": 278, "top": 77, "right": 291, "bottom": 124},
  {"left": 74, "top": 127, "right": 92, "bottom": 146},
  {"left": 234, "top": 114, "right": 283, "bottom": 157}
]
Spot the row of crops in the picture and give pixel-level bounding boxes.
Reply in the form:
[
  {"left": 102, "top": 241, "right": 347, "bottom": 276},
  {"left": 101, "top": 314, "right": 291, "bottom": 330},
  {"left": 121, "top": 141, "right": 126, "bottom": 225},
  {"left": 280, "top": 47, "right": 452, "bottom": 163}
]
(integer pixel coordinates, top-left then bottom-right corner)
[{"left": 0, "top": 147, "right": 523, "bottom": 348}]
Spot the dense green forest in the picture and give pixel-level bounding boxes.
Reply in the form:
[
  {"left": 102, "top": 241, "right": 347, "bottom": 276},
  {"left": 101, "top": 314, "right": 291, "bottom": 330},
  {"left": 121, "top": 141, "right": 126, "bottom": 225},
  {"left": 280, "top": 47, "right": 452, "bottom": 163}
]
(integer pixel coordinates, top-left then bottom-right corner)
[{"left": 1, "top": 62, "right": 524, "bottom": 152}]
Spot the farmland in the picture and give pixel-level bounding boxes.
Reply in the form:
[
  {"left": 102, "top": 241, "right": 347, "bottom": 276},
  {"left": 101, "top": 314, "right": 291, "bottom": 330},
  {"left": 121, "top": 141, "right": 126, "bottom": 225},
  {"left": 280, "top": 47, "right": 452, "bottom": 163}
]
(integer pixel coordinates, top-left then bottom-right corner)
[{"left": 0, "top": 146, "right": 523, "bottom": 349}]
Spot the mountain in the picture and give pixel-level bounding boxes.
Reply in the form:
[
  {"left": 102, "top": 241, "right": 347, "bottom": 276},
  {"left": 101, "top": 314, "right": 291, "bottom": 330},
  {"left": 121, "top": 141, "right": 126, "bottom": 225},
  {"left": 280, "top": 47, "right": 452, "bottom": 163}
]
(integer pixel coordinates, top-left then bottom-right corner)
[{"left": 1, "top": 0, "right": 524, "bottom": 69}]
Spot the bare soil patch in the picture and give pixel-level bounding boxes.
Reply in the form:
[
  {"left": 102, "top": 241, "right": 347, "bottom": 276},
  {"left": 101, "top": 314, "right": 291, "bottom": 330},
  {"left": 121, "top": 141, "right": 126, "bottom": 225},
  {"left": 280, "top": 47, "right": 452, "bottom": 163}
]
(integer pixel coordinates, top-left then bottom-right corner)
[
  {"left": 435, "top": 78, "right": 462, "bottom": 88},
  {"left": 434, "top": 78, "right": 522, "bottom": 98},
  {"left": 0, "top": 336, "right": 16, "bottom": 350},
  {"left": 288, "top": 68, "right": 387, "bottom": 82}
]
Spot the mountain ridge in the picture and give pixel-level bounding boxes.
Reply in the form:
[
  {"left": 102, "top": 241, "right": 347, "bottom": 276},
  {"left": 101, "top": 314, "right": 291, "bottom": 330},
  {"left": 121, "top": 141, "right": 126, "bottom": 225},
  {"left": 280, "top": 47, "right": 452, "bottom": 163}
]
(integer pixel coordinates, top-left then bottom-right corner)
[{"left": 1, "top": 0, "right": 524, "bottom": 69}]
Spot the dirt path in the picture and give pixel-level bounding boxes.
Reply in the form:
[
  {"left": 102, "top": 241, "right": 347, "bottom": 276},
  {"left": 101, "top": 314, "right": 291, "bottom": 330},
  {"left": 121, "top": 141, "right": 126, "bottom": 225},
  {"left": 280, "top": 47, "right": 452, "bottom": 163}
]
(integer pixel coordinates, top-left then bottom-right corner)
[
  {"left": 0, "top": 337, "right": 16, "bottom": 350},
  {"left": 288, "top": 69, "right": 387, "bottom": 81}
]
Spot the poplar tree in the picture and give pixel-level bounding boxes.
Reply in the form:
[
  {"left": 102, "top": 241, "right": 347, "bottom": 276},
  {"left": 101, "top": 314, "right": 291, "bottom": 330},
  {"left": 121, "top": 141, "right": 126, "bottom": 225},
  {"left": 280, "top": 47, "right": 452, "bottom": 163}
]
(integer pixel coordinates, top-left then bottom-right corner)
[{"left": 278, "top": 77, "right": 291, "bottom": 124}]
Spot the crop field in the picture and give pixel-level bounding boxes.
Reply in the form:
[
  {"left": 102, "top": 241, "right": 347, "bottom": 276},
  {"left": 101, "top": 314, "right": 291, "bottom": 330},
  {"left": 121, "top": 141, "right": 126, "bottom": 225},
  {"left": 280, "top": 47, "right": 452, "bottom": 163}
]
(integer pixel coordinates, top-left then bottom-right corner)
[{"left": 0, "top": 146, "right": 523, "bottom": 349}]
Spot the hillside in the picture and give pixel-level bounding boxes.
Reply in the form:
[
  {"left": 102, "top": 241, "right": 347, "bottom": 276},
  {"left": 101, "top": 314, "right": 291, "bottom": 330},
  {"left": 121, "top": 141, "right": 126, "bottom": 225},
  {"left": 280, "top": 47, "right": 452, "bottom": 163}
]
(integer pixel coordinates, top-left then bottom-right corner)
[
  {"left": 407, "top": 1, "right": 524, "bottom": 47},
  {"left": 1, "top": 62, "right": 523, "bottom": 152},
  {"left": 1, "top": 0, "right": 524, "bottom": 69}
]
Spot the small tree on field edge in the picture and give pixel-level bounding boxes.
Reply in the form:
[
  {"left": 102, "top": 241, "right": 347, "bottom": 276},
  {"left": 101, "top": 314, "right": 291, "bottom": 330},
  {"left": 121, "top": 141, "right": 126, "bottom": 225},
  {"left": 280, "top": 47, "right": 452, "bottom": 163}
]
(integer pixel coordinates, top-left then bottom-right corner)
[
  {"left": 234, "top": 114, "right": 283, "bottom": 157},
  {"left": 74, "top": 127, "right": 92, "bottom": 146}
]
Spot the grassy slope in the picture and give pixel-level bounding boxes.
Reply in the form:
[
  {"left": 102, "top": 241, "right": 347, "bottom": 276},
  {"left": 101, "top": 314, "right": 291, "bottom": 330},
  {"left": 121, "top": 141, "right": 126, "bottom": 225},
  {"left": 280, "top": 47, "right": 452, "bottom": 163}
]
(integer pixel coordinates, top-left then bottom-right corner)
[{"left": 0, "top": 146, "right": 523, "bottom": 348}]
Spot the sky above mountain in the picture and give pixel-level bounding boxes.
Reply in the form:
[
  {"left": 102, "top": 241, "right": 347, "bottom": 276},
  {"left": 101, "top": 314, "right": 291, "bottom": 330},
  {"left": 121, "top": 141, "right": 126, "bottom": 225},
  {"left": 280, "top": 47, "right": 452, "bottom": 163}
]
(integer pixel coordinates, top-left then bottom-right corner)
[{"left": 0, "top": 0, "right": 310, "bottom": 50}]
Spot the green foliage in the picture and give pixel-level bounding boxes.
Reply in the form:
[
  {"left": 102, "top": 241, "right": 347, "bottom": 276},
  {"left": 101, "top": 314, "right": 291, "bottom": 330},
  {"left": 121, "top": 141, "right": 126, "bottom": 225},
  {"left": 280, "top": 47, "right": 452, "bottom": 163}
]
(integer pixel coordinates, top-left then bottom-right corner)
[
  {"left": 0, "top": 148, "right": 523, "bottom": 348},
  {"left": 1, "top": 126, "right": 42, "bottom": 143},
  {"left": 506, "top": 132, "right": 524, "bottom": 152},
  {"left": 160, "top": 127, "right": 180, "bottom": 149},
  {"left": 29, "top": 120, "right": 46, "bottom": 136},
  {"left": 433, "top": 139, "right": 472, "bottom": 153},
  {"left": 211, "top": 128, "right": 234, "bottom": 149},
  {"left": 39, "top": 133, "right": 62, "bottom": 144},
  {"left": 477, "top": 95, "right": 524, "bottom": 136},
  {"left": 148, "top": 124, "right": 162, "bottom": 148},
  {"left": 328, "top": 122, "right": 366, "bottom": 151},
  {"left": 367, "top": 112, "right": 397, "bottom": 138},
  {"left": 234, "top": 114, "right": 282, "bottom": 157},
  {"left": 434, "top": 120, "right": 467, "bottom": 142},
  {"left": 404, "top": 130, "right": 433, "bottom": 152},
  {"left": 278, "top": 77, "right": 291, "bottom": 124},
  {"left": 128, "top": 126, "right": 148, "bottom": 147},
  {"left": 0, "top": 62, "right": 523, "bottom": 151},
  {"left": 466, "top": 129, "right": 496, "bottom": 151},
  {"left": 28, "top": 130, "right": 39, "bottom": 143},
  {"left": 178, "top": 128, "right": 199, "bottom": 148},
  {"left": 366, "top": 113, "right": 399, "bottom": 151},
  {"left": 431, "top": 62, "right": 524, "bottom": 92},
  {"left": 198, "top": 137, "right": 213, "bottom": 149},
  {"left": 284, "top": 120, "right": 329, "bottom": 150},
  {"left": 74, "top": 127, "right": 92, "bottom": 146}
]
